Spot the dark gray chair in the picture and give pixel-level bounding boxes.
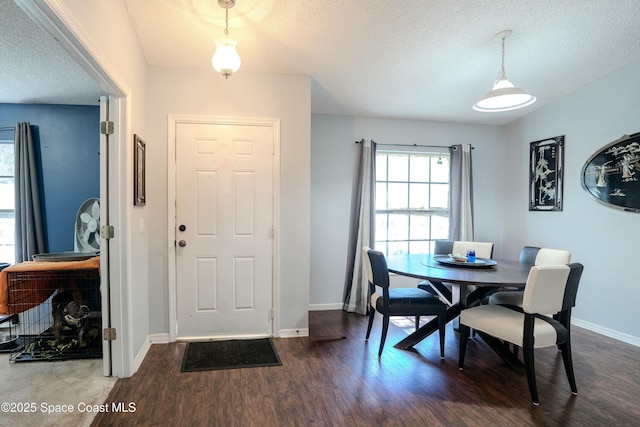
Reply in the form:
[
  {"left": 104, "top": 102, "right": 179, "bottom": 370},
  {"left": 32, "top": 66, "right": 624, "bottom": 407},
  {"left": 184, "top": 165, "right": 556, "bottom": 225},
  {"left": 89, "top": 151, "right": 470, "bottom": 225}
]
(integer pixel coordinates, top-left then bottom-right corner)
[
  {"left": 363, "top": 247, "right": 447, "bottom": 358},
  {"left": 459, "top": 263, "right": 584, "bottom": 405}
]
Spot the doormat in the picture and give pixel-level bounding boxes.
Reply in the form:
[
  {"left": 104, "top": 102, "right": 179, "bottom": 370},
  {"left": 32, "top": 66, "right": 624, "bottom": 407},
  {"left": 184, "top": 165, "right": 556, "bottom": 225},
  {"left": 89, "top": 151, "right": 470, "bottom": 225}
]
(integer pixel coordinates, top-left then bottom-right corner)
[{"left": 181, "top": 337, "right": 282, "bottom": 372}]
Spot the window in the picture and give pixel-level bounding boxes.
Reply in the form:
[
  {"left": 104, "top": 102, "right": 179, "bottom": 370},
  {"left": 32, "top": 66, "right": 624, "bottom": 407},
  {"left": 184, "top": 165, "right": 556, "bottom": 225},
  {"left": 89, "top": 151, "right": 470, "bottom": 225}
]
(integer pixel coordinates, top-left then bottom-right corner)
[
  {"left": 0, "top": 140, "right": 14, "bottom": 264},
  {"left": 375, "top": 150, "right": 449, "bottom": 258}
]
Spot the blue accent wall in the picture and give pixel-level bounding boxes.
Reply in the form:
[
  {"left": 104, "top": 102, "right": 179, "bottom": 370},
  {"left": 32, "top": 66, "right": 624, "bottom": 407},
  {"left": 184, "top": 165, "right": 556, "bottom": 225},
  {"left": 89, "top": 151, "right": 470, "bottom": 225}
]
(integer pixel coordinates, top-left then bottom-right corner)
[{"left": 0, "top": 103, "right": 100, "bottom": 253}]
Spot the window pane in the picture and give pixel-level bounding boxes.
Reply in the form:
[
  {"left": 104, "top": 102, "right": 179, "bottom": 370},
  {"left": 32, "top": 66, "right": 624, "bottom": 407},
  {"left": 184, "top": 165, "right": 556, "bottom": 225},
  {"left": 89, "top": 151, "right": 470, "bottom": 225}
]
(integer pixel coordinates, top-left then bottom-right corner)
[
  {"left": 375, "top": 149, "right": 450, "bottom": 259},
  {"left": 409, "top": 241, "right": 429, "bottom": 255},
  {"left": 388, "top": 241, "right": 408, "bottom": 256},
  {"left": 388, "top": 154, "right": 408, "bottom": 181},
  {"left": 0, "top": 144, "right": 14, "bottom": 176},
  {"left": 387, "top": 183, "right": 408, "bottom": 209},
  {"left": 431, "top": 215, "right": 449, "bottom": 239},
  {"left": 431, "top": 156, "right": 449, "bottom": 182},
  {"left": 0, "top": 178, "right": 14, "bottom": 210},
  {"left": 375, "top": 241, "right": 389, "bottom": 258},
  {"left": 376, "top": 153, "right": 387, "bottom": 181},
  {"left": 375, "top": 213, "right": 388, "bottom": 241},
  {"left": 375, "top": 182, "right": 387, "bottom": 210},
  {"left": 409, "top": 155, "right": 429, "bottom": 182},
  {"left": 409, "top": 183, "right": 429, "bottom": 209},
  {"left": 409, "top": 214, "right": 430, "bottom": 240},
  {"left": 387, "top": 214, "right": 408, "bottom": 240},
  {"left": 0, "top": 212, "right": 14, "bottom": 245},
  {"left": 430, "top": 183, "right": 449, "bottom": 209}
]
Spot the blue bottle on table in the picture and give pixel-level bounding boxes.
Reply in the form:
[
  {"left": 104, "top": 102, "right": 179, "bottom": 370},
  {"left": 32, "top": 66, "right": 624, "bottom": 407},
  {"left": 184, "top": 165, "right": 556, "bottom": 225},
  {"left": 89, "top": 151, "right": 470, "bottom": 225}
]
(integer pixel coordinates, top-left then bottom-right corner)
[{"left": 466, "top": 250, "right": 476, "bottom": 263}]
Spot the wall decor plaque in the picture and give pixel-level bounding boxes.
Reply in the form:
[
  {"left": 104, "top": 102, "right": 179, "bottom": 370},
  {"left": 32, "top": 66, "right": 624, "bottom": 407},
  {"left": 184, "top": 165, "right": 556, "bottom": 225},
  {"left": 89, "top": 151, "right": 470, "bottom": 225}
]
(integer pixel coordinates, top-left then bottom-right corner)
[
  {"left": 529, "top": 136, "right": 564, "bottom": 211},
  {"left": 581, "top": 132, "right": 640, "bottom": 213}
]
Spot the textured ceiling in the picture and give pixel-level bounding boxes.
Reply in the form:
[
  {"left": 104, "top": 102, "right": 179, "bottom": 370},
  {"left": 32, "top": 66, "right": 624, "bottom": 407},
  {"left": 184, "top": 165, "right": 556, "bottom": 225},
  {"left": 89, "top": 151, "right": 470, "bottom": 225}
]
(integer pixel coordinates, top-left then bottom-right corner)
[
  {"left": 2, "top": 0, "right": 640, "bottom": 125},
  {"left": 0, "top": 0, "right": 103, "bottom": 106}
]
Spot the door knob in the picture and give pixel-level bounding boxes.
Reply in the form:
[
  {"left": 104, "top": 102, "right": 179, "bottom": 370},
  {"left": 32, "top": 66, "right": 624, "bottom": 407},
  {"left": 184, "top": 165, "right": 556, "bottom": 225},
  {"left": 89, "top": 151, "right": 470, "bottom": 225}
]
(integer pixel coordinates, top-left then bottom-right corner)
[{"left": 178, "top": 240, "right": 187, "bottom": 247}]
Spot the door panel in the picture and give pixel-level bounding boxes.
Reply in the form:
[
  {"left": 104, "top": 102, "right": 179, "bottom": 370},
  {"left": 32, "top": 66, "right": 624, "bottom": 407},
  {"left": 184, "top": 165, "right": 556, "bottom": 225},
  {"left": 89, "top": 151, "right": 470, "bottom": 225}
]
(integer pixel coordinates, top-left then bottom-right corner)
[{"left": 175, "top": 123, "right": 273, "bottom": 339}]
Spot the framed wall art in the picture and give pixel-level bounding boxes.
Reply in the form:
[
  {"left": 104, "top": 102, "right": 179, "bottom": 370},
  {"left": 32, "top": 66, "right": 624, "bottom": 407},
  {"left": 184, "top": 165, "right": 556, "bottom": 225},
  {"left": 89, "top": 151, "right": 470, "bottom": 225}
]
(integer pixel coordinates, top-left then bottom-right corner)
[
  {"left": 580, "top": 132, "right": 640, "bottom": 213},
  {"left": 529, "top": 135, "right": 564, "bottom": 211},
  {"left": 134, "top": 134, "right": 146, "bottom": 206}
]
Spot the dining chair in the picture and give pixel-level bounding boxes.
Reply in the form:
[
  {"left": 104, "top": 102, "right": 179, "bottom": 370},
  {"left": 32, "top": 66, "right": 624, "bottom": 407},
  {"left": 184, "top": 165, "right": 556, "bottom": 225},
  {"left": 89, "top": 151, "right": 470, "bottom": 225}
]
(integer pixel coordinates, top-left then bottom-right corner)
[
  {"left": 458, "top": 263, "right": 584, "bottom": 405},
  {"left": 363, "top": 247, "right": 447, "bottom": 358},
  {"left": 418, "top": 239, "right": 495, "bottom": 306},
  {"left": 488, "top": 247, "right": 571, "bottom": 307}
]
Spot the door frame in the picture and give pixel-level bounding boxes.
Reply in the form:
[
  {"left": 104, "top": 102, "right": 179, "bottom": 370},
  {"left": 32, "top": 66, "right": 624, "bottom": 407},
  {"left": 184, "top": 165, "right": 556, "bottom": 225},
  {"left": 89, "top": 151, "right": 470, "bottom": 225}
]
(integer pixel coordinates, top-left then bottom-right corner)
[
  {"left": 16, "top": 0, "right": 130, "bottom": 377},
  {"left": 167, "top": 115, "right": 281, "bottom": 342}
]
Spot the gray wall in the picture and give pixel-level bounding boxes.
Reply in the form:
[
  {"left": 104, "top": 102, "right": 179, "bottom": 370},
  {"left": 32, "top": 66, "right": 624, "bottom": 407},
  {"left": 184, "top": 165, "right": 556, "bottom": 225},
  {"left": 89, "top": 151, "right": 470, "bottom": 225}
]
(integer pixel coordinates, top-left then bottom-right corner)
[
  {"left": 310, "top": 59, "right": 640, "bottom": 346},
  {"left": 310, "top": 115, "right": 506, "bottom": 308},
  {"left": 504, "top": 59, "right": 640, "bottom": 343},
  {"left": 146, "top": 67, "right": 311, "bottom": 336}
]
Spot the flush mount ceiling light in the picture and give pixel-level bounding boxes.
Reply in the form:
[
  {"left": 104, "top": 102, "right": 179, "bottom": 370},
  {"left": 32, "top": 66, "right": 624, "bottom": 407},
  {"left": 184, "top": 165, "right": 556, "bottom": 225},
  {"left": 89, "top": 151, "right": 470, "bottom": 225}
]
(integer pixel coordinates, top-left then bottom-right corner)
[
  {"left": 473, "top": 30, "right": 536, "bottom": 112},
  {"left": 212, "top": 0, "right": 241, "bottom": 78}
]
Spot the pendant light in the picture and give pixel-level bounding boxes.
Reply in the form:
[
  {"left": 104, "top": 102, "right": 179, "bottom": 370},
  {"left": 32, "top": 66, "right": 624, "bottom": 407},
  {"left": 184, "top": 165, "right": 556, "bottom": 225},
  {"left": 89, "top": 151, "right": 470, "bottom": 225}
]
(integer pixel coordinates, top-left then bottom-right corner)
[
  {"left": 473, "top": 30, "right": 536, "bottom": 112},
  {"left": 212, "top": 0, "right": 241, "bottom": 78}
]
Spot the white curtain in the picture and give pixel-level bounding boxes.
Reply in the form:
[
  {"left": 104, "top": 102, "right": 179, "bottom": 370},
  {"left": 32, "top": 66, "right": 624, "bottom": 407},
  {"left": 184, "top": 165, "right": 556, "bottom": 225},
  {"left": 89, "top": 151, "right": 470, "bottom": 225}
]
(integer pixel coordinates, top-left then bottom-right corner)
[
  {"left": 14, "top": 122, "right": 46, "bottom": 263},
  {"left": 449, "top": 144, "right": 474, "bottom": 241},
  {"left": 343, "top": 139, "right": 375, "bottom": 315}
]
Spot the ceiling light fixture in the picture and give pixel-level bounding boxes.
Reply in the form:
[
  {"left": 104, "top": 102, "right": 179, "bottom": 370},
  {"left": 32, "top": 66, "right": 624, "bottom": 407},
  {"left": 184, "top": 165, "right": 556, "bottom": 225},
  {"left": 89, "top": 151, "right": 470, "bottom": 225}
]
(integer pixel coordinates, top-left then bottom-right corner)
[
  {"left": 473, "top": 30, "right": 536, "bottom": 112},
  {"left": 212, "top": 0, "right": 241, "bottom": 79}
]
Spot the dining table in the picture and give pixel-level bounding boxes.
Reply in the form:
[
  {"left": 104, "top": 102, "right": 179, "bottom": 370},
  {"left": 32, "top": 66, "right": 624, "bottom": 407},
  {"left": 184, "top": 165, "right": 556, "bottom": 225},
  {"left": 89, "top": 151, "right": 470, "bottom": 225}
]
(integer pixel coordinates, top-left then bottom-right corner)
[{"left": 385, "top": 253, "right": 532, "bottom": 351}]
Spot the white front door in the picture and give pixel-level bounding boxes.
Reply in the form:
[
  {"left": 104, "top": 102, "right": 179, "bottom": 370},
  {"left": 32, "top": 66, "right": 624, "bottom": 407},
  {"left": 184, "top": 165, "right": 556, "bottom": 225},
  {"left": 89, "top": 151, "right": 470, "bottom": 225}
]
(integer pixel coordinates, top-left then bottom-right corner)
[{"left": 175, "top": 122, "right": 274, "bottom": 339}]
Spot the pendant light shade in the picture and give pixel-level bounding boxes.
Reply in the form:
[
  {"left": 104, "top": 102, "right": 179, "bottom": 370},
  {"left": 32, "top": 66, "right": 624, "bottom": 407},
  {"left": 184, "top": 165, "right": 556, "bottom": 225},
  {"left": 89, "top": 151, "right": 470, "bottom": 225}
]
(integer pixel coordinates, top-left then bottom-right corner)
[
  {"left": 212, "top": 39, "right": 241, "bottom": 78},
  {"left": 473, "top": 30, "right": 536, "bottom": 112},
  {"left": 212, "top": 0, "right": 240, "bottom": 79}
]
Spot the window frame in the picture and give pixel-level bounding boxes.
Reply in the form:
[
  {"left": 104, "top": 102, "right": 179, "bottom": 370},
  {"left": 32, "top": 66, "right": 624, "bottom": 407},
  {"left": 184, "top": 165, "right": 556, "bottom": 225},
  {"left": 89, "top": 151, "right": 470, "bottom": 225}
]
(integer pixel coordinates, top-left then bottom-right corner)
[
  {"left": 0, "top": 139, "right": 15, "bottom": 264},
  {"left": 375, "top": 147, "right": 450, "bottom": 257}
]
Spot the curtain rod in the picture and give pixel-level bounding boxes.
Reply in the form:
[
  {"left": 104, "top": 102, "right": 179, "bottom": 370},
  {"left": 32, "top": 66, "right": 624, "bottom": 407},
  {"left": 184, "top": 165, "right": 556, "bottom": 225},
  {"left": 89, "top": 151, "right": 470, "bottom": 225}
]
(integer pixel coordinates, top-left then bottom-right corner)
[
  {"left": 355, "top": 139, "right": 473, "bottom": 149},
  {"left": 0, "top": 126, "right": 15, "bottom": 131}
]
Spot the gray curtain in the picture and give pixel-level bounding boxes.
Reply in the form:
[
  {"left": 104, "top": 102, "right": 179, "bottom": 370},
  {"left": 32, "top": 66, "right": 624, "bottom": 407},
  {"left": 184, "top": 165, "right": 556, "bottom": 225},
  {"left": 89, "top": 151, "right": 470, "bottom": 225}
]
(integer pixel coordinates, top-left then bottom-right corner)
[
  {"left": 14, "top": 122, "right": 45, "bottom": 263},
  {"left": 449, "top": 144, "right": 474, "bottom": 241},
  {"left": 343, "top": 139, "right": 376, "bottom": 315}
]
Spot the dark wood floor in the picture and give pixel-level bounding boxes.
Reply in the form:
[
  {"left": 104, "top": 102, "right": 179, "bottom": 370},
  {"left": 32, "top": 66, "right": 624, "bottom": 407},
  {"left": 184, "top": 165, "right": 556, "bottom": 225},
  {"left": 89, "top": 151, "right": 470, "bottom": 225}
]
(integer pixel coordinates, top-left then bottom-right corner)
[{"left": 92, "top": 311, "right": 640, "bottom": 426}]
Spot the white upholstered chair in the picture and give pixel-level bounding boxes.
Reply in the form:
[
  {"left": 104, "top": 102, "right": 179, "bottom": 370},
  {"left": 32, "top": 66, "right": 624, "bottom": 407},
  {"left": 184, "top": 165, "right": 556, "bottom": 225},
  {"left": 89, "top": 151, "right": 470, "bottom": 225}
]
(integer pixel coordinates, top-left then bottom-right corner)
[
  {"left": 488, "top": 247, "right": 571, "bottom": 307},
  {"left": 459, "top": 263, "right": 584, "bottom": 405}
]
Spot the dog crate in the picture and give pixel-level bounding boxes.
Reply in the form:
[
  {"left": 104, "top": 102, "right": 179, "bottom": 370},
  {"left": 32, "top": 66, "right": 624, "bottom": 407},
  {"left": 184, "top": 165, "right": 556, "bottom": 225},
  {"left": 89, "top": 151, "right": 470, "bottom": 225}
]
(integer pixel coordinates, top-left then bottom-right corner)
[{"left": 6, "top": 268, "right": 102, "bottom": 362}]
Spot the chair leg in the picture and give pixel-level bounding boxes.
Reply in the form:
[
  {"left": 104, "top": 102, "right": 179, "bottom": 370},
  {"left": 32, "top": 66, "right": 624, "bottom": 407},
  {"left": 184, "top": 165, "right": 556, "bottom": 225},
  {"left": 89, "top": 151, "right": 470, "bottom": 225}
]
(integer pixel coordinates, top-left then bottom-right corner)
[
  {"left": 438, "top": 313, "right": 445, "bottom": 359},
  {"left": 365, "top": 306, "right": 375, "bottom": 340},
  {"left": 379, "top": 315, "right": 390, "bottom": 357},
  {"left": 523, "top": 342, "right": 539, "bottom": 405},
  {"left": 415, "top": 316, "right": 420, "bottom": 330},
  {"left": 559, "top": 341, "right": 578, "bottom": 395},
  {"left": 458, "top": 324, "right": 470, "bottom": 370}
]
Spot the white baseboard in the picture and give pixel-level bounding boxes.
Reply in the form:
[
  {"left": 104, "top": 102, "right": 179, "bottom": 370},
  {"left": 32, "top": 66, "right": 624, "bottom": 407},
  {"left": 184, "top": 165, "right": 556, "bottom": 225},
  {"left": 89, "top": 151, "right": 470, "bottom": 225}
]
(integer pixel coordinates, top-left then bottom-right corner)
[
  {"left": 132, "top": 333, "right": 170, "bottom": 374},
  {"left": 132, "top": 337, "right": 151, "bottom": 373},
  {"left": 572, "top": 318, "right": 640, "bottom": 347},
  {"left": 279, "top": 328, "right": 309, "bottom": 338},
  {"left": 149, "top": 333, "right": 170, "bottom": 344},
  {"left": 309, "top": 303, "right": 343, "bottom": 311}
]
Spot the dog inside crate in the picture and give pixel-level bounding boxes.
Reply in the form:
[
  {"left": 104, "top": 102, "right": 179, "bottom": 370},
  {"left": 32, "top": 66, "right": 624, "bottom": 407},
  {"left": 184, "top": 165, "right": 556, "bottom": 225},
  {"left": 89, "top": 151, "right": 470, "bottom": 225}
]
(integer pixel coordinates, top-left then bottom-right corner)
[{"left": 7, "top": 268, "right": 102, "bottom": 362}]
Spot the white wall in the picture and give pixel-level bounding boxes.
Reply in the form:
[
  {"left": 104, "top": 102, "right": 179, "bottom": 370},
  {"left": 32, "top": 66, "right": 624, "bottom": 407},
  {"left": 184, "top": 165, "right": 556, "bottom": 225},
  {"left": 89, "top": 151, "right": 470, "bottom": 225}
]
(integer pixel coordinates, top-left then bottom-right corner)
[
  {"left": 55, "top": 0, "right": 150, "bottom": 375},
  {"left": 146, "top": 67, "right": 311, "bottom": 336},
  {"left": 503, "top": 59, "right": 640, "bottom": 344},
  {"left": 310, "top": 115, "right": 506, "bottom": 309}
]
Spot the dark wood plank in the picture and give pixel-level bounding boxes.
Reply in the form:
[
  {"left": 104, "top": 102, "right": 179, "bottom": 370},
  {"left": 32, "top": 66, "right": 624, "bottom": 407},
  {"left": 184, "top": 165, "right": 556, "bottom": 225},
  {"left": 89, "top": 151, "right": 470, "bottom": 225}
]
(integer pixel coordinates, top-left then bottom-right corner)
[{"left": 92, "top": 310, "right": 640, "bottom": 426}]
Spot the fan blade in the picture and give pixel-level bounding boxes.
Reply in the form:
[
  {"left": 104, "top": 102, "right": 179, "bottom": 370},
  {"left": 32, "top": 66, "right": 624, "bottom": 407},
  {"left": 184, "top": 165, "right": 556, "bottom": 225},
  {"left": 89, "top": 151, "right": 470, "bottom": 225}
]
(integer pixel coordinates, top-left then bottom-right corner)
[
  {"left": 91, "top": 200, "right": 100, "bottom": 220},
  {"left": 80, "top": 212, "right": 92, "bottom": 223},
  {"left": 84, "top": 229, "right": 92, "bottom": 244}
]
